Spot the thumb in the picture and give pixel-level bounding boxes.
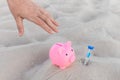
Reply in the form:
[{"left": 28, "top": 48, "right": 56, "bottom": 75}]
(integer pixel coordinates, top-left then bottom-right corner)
[{"left": 16, "top": 17, "right": 24, "bottom": 36}]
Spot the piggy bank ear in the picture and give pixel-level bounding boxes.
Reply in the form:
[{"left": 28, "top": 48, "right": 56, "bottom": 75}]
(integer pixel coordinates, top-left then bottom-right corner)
[{"left": 65, "top": 41, "right": 71, "bottom": 48}]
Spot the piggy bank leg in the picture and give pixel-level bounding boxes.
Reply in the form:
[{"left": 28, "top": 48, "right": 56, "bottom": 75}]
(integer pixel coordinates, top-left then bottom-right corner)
[{"left": 60, "top": 66, "right": 66, "bottom": 69}]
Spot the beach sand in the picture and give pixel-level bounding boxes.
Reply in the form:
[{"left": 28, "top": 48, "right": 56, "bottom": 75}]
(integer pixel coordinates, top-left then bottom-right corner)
[{"left": 0, "top": 0, "right": 120, "bottom": 80}]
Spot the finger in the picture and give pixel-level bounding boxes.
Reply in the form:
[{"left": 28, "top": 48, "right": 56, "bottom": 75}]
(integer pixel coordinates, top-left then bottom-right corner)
[
  {"left": 37, "top": 13, "right": 58, "bottom": 32},
  {"left": 16, "top": 17, "right": 24, "bottom": 36},
  {"left": 46, "top": 14, "right": 59, "bottom": 26},
  {"left": 31, "top": 17, "right": 54, "bottom": 34},
  {"left": 46, "top": 19, "right": 58, "bottom": 32},
  {"left": 48, "top": 15, "right": 59, "bottom": 26},
  {"left": 39, "top": 8, "right": 59, "bottom": 26}
]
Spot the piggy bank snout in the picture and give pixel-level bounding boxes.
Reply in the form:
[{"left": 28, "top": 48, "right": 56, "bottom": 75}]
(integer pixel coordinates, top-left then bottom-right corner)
[{"left": 69, "top": 55, "right": 75, "bottom": 63}]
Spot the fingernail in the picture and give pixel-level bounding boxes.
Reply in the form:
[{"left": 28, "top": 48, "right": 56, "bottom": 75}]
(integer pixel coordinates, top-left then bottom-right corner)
[
  {"left": 19, "top": 32, "right": 23, "bottom": 37},
  {"left": 51, "top": 31, "right": 55, "bottom": 34},
  {"left": 53, "top": 29, "right": 59, "bottom": 33},
  {"left": 49, "top": 31, "right": 56, "bottom": 34}
]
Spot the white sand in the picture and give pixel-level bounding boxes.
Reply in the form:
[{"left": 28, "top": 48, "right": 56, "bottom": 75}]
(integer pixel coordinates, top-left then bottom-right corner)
[{"left": 0, "top": 0, "right": 120, "bottom": 80}]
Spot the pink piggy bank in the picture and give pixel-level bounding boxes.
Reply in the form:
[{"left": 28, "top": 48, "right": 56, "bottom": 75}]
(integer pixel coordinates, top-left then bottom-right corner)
[{"left": 49, "top": 41, "right": 76, "bottom": 69}]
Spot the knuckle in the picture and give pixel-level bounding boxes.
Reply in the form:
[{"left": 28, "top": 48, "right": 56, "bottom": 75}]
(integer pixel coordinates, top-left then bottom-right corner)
[
  {"left": 44, "top": 12, "right": 49, "bottom": 15},
  {"left": 43, "top": 17, "right": 49, "bottom": 22},
  {"left": 18, "top": 26, "right": 23, "bottom": 29},
  {"left": 40, "top": 22, "right": 46, "bottom": 26},
  {"left": 45, "top": 18, "right": 49, "bottom": 22},
  {"left": 38, "top": 20, "right": 46, "bottom": 27}
]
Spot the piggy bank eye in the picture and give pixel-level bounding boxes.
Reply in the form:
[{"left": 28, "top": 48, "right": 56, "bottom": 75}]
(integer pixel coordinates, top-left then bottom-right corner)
[
  {"left": 66, "top": 53, "right": 68, "bottom": 56},
  {"left": 71, "top": 49, "right": 73, "bottom": 52}
]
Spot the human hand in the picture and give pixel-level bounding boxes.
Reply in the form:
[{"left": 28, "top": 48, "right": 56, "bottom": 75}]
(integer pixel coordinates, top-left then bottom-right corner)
[{"left": 7, "top": 0, "right": 59, "bottom": 36}]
